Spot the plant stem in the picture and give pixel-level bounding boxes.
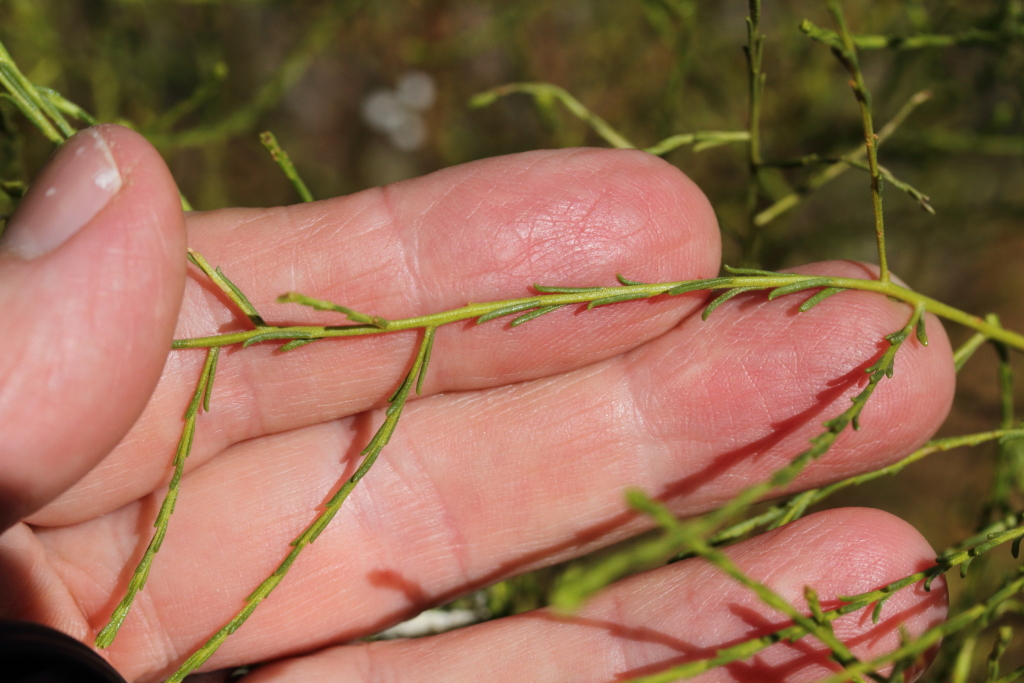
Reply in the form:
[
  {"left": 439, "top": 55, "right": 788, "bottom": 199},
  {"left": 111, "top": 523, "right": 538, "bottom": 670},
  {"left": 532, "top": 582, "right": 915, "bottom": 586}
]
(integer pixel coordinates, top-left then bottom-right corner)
[
  {"left": 693, "top": 428, "right": 1024, "bottom": 552},
  {"left": 984, "top": 317, "right": 1018, "bottom": 523},
  {"left": 0, "top": 38, "right": 69, "bottom": 144},
  {"left": 470, "top": 82, "right": 635, "bottom": 149},
  {"left": 259, "top": 131, "right": 314, "bottom": 203},
  {"left": 469, "top": 82, "right": 750, "bottom": 157},
  {"left": 827, "top": 0, "right": 890, "bottom": 283},
  {"left": 812, "top": 569, "right": 1024, "bottom": 683},
  {"left": 800, "top": 21, "right": 1006, "bottom": 51},
  {"left": 164, "top": 328, "right": 436, "bottom": 683},
  {"left": 755, "top": 90, "right": 930, "bottom": 226},
  {"left": 624, "top": 528, "right": 1024, "bottom": 683},
  {"left": 633, "top": 493, "right": 874, "bottom": 680},
  {"left": 742, "top": 0, "right": 766, "bottom": 264},
  {"left": 96, "top": 347, "right": 220, "bottom": 648},
  {"left": 170, "top": 271, "right": 1024, "bottom": 354},
  {"left": 552, "top": 309, "right": 921, "bottom": 613}
]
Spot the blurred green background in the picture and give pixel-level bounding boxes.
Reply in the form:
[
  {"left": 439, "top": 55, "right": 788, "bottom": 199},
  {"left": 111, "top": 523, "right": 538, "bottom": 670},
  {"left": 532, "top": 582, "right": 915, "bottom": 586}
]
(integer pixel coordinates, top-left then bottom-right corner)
[{"left": 2, "top": 0, "right": 1024, "bottom": 676}]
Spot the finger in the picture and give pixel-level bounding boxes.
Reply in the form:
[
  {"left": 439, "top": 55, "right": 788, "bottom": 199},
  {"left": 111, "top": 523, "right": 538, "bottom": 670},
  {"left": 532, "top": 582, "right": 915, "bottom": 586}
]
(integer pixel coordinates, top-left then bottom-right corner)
[
  {"left": 30, "top": 262, "right": 954, "bottom": 678},
  {"left": 33, "top": 147, "right": 720, "bottom": 524},
  {"left": 200, "top": 509, "right": 952, "bottom": 683},
  {"left": 0, "top": 125, "right": 185, "bottom": 531}
]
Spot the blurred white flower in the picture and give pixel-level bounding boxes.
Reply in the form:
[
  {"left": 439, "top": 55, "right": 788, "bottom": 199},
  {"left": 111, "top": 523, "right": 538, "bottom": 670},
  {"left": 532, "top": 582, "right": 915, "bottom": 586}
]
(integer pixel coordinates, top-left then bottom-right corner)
[
  {"left": 361, "top": 71, "right": 436, "bottom": 151},
  {"left": 395, "top": 70, "right": 436, "bottom": 110}
]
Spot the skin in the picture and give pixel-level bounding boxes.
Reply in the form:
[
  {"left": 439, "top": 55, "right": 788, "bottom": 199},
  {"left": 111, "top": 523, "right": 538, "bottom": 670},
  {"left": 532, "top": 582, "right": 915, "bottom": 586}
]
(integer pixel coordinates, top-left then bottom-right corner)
[{"left": 0, "top": 126, "right": 954, "bottom": 683}]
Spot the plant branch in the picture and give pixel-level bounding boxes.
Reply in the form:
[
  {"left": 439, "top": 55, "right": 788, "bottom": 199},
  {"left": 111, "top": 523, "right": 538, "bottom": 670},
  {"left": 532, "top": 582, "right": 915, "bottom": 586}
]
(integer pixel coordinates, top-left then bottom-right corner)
[
  {"left": 691, "top": 428, "right": 1024, "bottom": 553},
  {"left": 630, "top": 492, "right": 873, "bottom": 680},
  {"left": 164, "top": 327, "right": 436, "bottom": 682},
  {"left": 470, "top": 82, "right": 635, "bottom": 149},
  {"left": 824, "top": 0, "right": 890, "bottom": 283},
  {"left": 741, "top": 0, "right": 767, "bottom": 265},
  {"left": 0, "top": 38, "right": 73, "bottom": 144},
  {"left": 755, "top": 90, "right": 930, "bottom": 226},
  {"left": 171, "top": 259, "right": 1024, "bottom": 355},
  {"left": 800, "top": 20, "right": 1011, "bottom": 51},
  {"left": 469, "top": 82, "right": 749, "bottom": 156},
  {"left": 812, "top": 569, "right": 1024, "bottom": 683},
  {"left": 622, "top": 518, "right": 1024, "bottom": 683},
  {"left": 259, "top": 131, "right": 314, "bottom": 203},
  {"left": 550, "top": 307, "right": 922, "bottom": 612},
  {"left": 96, "top": 347, "right": 220, "bottom": 648}
]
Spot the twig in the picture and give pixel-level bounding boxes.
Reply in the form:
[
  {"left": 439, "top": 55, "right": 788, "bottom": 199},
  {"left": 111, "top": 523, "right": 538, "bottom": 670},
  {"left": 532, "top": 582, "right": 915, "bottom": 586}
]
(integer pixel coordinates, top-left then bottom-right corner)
[
  {"left": 259, "top": 131, "right": 314, "bottom": 203},
  {"left": 824, "top": 0, "right": 890, "bottom": 283},
  {"left": 755, "top": 90, "right": 931, "bottom": 226}
]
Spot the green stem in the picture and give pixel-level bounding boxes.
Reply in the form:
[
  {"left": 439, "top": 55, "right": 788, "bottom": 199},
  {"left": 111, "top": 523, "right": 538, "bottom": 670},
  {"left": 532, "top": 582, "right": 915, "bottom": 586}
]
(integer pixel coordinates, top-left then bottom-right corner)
[
  {"left": 259, "top": 131, "right": 314, "bottom": 203},
  {"left": 170, "top": 272, "right": 1024, "bottom": 354},
  {"left": 696, "top": 428, "right": 1024, "bottom": 551},
  {"left": 163, "top": 328, "right": 436, "bottom": 683},
  {"left": 812, "top": 570, "right": 1024, "bottom": 683},
  {"left": 632, "top": 493, "right": 871, "bottom": 680},
  {"left": 800, "top": 22, "right": 1005, "bottom": 51},
  {"left": 0, "top": 39, "right": 67, "bottom": 144},
  {"left": 742, "top": 0, "right": 766, "bottom": 264},
  {"left": 984, "top": 318, "right": 1018, "bottom": 523},
  {"left": 754, "top": 90, "right": 930, "bottom": 227},
  {"left": 552, "top": 309, "right": 920, "bottom": 613},
  {"left": 624, "top": 529, "right": 1024, "bottom": 683},
  {"left": 745, "top": 0, "right": 764, "bottom": 168},
  {"left": 469, "top": 82, "right": 635, "bottom": 149},
  {"left": 827, "top": 0, "right": 890, "bottom": 283},
  {"left": 643, "top": 130, "right": 750, "bottom": 156},
  {"left": 96, "top": 347, "right": 220, "bottom": 648}
]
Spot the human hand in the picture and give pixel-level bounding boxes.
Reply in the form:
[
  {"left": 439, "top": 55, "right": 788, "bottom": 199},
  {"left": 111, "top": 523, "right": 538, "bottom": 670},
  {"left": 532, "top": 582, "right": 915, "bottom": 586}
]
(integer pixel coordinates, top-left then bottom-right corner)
[{"left": 0, "top": 125, "right": 953, "bottom": 682}]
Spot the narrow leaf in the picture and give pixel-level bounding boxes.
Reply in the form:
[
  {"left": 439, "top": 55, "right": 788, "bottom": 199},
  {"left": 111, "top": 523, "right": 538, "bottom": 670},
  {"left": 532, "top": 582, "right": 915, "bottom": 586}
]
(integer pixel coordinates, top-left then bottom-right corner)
[
  {"left": 666, "top": 277, "right": 731, "bottom": 296},
  {"left": 916, "top": 311, "right": 929, "bottom": 346},
  {"left": 723, "top": 264, "right": 778, "bottom": 276},
  {"left": 702, "top": 287, "right": 757, "bottom": 321},
  {"left": 477, "top": 300, "right": 541, "bottom": 324},
  {"left": 616, "top": 274, "right": 646, "bottom": 286},
  {"left": 767, "top": 278, "right": 833, "bottom": 300},
  {"left": 587, "top": 291, "right": 651, "bottom": 309},
  {"left": 511, "top": 305, "right": 562, "bottom": 327},
  {"left": 279, "top": 339, "right": 317, "bottom": 352},
  {"left": 277, "top": 291, "right": 387, "bottom": 328},
  {"left": 202, "top": 347, "right": 220, "bottom": 413},
  {"left": 416, "top": 327, "right": 436, "bottom": 395},
  {"left": 533, "top": 284, "right": 605, "bottom": 293},
  {"left": 214, "top": 267, "right": 266, "bottom": 326},
  {"left": 243, "top": 330, "right": 316, "bottom": 347},
  {"left": 799, "top": 287, "right": 843, "bottom": 312},
  {"left": 872, "top": 595, "right": 890, "bottom": 624}
]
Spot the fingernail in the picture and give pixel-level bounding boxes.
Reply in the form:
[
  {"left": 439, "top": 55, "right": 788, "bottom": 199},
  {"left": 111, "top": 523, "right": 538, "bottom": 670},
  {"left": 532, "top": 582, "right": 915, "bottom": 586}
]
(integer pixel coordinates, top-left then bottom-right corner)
[{"left": 0, "top": 127, "right": 123, "bottom": 259}]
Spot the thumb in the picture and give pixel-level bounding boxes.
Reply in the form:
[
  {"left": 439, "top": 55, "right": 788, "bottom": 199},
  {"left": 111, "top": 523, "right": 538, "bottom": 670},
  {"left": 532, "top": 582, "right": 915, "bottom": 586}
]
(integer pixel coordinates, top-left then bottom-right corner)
[{"left": 0, "top": 124, "right": 186, "bottom": 531}]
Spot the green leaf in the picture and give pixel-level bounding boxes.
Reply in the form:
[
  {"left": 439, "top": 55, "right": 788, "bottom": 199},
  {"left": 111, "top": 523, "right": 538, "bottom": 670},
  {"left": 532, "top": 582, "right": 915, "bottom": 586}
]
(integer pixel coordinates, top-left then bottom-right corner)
[
  {"left": 666, "top": 277, "right": 731, "bottom": 296},
  {"left": 533, "top": 284, "right": 605, "bottom": 293},
  {"left": 616, "top": 273, "right": 646, "bottom": 286},
  {"left": 587, "top": 291, "right": 652, "bottom": 309},
  {"left": 767, "top": 277, "right": 833, "bottom": 300},
  {"left": 511, "top": 305, "right": 563, "bottom": 326},
  {"left": 799, "top": 287, "right": 843, "bottom": 312},
  {"left": 723, "top": 264, "right": 778, "bottom": 276},
  {"left": 477, "top": 300, "right": 541, "bottom": 324},
  {"left": 872, "top": 595, "right": 890, "bottom": 624},
  {"left": 702, "top": 287, "right": 757, "bottom": 320}
]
